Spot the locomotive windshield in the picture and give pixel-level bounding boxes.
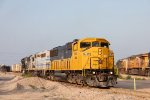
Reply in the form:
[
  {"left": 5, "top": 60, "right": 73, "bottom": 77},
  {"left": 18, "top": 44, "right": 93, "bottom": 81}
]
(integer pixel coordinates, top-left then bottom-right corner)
[
  {"left": 92, "top": 41, "right": 100, "bottom": 47},
  {"left": 80, "top": 42, "right": 91, "bottom": 48},
  {"left": 101, "top": 42, "right": 109, "bottom": 48},
  {"left": 92, "top": 41, "right": 109, "bottom": 48}
]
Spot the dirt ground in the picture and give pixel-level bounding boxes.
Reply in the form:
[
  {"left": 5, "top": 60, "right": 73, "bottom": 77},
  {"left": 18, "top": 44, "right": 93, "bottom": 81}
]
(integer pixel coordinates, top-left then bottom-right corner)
[{"left": 0, "top": 72, "right": 150, "bottom": 100}]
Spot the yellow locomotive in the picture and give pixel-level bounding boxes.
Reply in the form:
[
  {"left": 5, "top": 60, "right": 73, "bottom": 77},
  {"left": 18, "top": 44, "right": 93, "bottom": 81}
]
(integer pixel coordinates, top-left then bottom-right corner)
[
  {"left": 117, "top": 53, "right": 150, "bottom": 76},
  {"left": 21, "top": 38, "right": 117, "bottom": 87}
]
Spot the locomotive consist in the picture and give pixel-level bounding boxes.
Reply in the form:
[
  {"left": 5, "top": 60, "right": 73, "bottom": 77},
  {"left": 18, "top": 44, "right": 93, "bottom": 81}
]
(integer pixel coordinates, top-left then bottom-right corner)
[
  {"left": 21, "top": 38, "right": 117, "bottom": 87},
  {"left": 117, "top": 53, "right": 150, "bottom": 76}
]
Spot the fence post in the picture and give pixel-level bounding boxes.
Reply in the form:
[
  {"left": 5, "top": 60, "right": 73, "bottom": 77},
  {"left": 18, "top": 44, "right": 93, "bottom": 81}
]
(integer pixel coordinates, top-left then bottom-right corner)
[{"left": 134, "top": 78, "right": 136, "bottom": 91}]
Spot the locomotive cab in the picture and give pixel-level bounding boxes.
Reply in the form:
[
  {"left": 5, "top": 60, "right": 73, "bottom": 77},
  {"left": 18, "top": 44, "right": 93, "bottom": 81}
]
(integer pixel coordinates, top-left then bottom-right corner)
[{"left": 72, "top": 38, "right": 114, "bottom": 71}]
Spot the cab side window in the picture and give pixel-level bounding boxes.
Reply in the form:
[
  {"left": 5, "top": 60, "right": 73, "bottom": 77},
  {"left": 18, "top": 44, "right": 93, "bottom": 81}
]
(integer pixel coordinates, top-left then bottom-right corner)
[
  {"left": 80, "top": 42, "right": 91, "bottom": 48},
  {"left": 73, "top": 43, "right": 78, "bottom": 51}
]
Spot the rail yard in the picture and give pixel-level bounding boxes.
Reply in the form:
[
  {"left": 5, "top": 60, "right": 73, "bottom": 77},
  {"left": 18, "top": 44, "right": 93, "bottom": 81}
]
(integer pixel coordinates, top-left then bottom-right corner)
[{"left": 1, "top": 0, "right": 150, "bottom": 99}]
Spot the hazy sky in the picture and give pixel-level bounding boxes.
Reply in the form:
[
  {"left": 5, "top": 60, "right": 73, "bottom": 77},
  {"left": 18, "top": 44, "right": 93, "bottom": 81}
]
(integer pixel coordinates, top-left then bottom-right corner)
[{"left": 0, "top": 0, "right": 150, "bottom": 65}]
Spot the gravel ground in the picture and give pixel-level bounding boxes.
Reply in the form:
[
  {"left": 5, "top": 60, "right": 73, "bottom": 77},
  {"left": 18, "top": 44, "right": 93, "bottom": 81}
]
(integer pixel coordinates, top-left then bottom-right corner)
[{"left": 0, "top": 72, "right": 150, "bottom": 100}]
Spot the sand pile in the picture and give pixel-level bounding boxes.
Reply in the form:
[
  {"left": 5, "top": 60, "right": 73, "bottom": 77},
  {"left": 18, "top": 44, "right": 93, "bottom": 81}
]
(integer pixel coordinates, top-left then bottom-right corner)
[
  {"left": 0, "top": 82, "right": 23, "bottom": 93},
  {"left": 18, "top": 77, "right": 47, "bottom": 89},
  {"left": 5, "top": 76, "right": 22, "bottom": 83},
  {"left": 0, "top": 73, "right": 150, "bottom": 100}
]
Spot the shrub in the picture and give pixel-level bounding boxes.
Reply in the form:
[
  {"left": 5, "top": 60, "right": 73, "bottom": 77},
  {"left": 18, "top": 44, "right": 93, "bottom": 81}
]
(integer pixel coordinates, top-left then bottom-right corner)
[
  {"left": 126, "top": 75, "right": 131, "bottom": 80},
  {"left": 118, "top": 74, "right": 124, "bottom": 79},
  {"left": 22, "top": 73, "right": 33, "bottom": 78}
]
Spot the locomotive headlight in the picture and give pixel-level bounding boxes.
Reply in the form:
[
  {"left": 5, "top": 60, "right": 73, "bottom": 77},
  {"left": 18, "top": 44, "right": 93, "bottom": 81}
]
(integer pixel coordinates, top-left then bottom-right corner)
[
  {"left": 110, "top": 72, "right": 113, "bottom": 75},
  {"left": 93, "top": 71, "right": 96, "bottom": 74}
]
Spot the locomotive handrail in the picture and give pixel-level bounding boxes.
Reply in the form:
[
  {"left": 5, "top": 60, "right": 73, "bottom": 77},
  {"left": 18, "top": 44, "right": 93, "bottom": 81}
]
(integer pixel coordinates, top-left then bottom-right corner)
[{"left": 82, "top": 53, "right": 91, "bottom": 76}]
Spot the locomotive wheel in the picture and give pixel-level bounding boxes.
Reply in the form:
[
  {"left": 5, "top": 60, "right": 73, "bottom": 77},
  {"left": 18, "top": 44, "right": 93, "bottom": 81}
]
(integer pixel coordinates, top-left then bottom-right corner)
[
  {"left": 76, "top": 74, "right": 85, "bottom": 85},
  {"left": 47, "top": 76, "right": 51, "bottom": 80},
  {"left": 67, "top": 74, "right": 76, "bottom": 84},
  {"left": 67, "top": 74, "right": 73, "bottom": 83},
  {"left": 51, "top": 75, "right": 56, "bottom": 81},
  {"left": 86, "top": 75, "right": 97, "bottom": 87},
  {"left": 32, "top": 71, "right": 38, "bottom": 77},
  {"left": 48, "top": 72, "right": 55, "bottom": 81},
  {"left": 107, "top": 77, "right": 117, "bottom": 87}
]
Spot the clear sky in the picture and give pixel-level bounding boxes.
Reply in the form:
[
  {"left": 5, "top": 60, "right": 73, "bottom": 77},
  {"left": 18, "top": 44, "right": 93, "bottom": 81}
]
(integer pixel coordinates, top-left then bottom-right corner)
[{"left": 0, "top": 0, "right": 150, "bottom": 65}]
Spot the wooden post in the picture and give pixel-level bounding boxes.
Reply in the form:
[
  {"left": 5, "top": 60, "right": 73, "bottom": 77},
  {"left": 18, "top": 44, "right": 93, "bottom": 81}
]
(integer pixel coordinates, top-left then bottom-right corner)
[{"left": 116, "top": 68, "right": 118, "bottom": 75}]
